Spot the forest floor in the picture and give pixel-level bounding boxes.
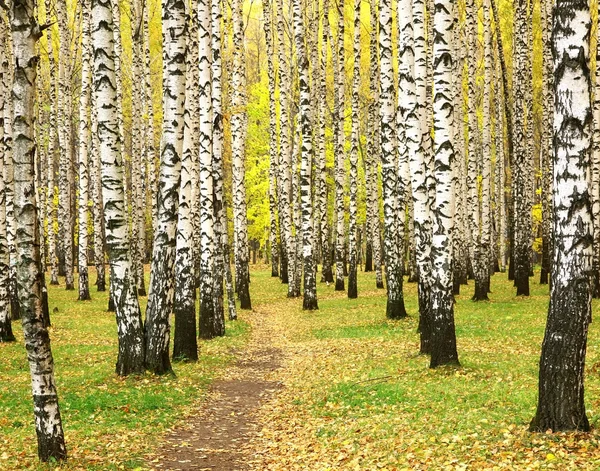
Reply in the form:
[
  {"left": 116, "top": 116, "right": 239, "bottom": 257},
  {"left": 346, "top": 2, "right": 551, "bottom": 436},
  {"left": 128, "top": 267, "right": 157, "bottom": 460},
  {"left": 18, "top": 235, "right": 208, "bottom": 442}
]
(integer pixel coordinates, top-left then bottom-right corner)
[{"left": 4, "top": 267, "right": 600, "bottom": 470}]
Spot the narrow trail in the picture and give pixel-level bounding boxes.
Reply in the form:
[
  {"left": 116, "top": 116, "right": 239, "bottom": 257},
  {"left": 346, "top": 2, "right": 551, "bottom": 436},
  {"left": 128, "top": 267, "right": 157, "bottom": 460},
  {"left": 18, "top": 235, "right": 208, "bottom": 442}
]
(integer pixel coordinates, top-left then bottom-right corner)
[{"left": 147, "top": 311, "right": 284, "bottom": 471}]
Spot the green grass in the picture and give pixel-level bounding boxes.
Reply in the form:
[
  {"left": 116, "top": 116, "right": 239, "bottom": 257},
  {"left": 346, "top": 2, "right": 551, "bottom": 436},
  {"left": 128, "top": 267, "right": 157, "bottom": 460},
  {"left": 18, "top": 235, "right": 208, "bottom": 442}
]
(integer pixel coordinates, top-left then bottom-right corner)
[
  {"left": 0, "top": 267, "right": 250, "bottom": 470},
  {"left": 247, "top": 266, "right": 600, "bottom": 470}
]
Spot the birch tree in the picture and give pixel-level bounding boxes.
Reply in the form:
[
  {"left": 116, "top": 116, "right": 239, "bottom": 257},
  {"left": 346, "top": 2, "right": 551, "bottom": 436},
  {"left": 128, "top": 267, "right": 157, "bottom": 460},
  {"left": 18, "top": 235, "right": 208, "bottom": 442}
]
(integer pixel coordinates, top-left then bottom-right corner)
[
  {"left": 231, "top": 0, "right": 252, "bottom": 309},
  {"left": 347, "top": 0, "right": 360, "bottom": 299},
  {"left": 530, "top": 0, "right": 592, "bottom": 431},
  {"left": 333, "top": 0, "right": 346, "bottom": 292},
  {"left": 77, "top": 0, "right": 92, "bottom": 301},
  {"left": 174, "top": 0, "right": 200, "bottom": 359},
  {"left": 92, "top": 0, "right": 145, "bottom": 375},
  {"left": 292, "top": 0, "right": 318, "bottom": 309},
  {"left": 429, "top": 0, "right": 459, "bottom": 367},
  {"left": 10, "top": 0, "right": 68, "bottom": 458},
  {"left": 145, "top": 0, "right": 187, "bottom": 375},
  {"left": 512, "top": 0, "right": 531, "bottom": 296},
  {"left": 0, "top": 29, "right": 14, "bottom": 342}
]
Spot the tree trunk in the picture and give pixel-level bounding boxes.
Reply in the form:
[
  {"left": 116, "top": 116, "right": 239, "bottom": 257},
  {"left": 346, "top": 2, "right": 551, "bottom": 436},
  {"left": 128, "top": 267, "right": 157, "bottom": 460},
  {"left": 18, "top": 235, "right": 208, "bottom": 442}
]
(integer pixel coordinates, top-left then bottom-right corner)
[
  {"left": 512, "top": 0, "right": 531, "bottom": 297},
  {"left": 429, "top": 0, "right": 459, "bottom": 368},
  {"left": 347, "top": 0, "right": 361, "bottom": 300},
  {"left": 145, "top": 0, "right": 187, "bottom": 375},
  {"left": 0, "top": 33, "right": 14, "bottom": 341},
  {"left": 173, "top": 0, "right": 200, "bottom": 360},
  {"left": 410, "top": 0, "right": 434, "bottom": 352},
  {"left": 333, "top": 0, "right": 346, "bottom": 292},
  {"left": 231, "top": 0, "right": 251, "bottom": 309},
  {"left": 92, "top": 0, "right": 145, "bottom": 375},
  {"left": 264, "top": 0, "right": 279, "bottom": 279},
  {"left": 11, "top": 0, "right": 68, "bottom": 458},
  {"left": 530, "top": 0, "right": 592, "bottom": 430},
  {"left": 77, "top": 0, "right": 92, "bottom": 301}
]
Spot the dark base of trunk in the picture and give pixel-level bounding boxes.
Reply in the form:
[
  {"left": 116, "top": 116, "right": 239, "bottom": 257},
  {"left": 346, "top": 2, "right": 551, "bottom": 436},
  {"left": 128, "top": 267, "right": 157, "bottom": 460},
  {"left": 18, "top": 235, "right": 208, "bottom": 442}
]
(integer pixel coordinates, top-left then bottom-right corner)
[
  {"left": 334, "top": 278, "right": 345, "bottom": 291},
  {"left": 199, "top": 298, "right": 225, "bottom": 339},
  {"left": 529, "top": 413, "right": 590, "bottom": 433},
  {"left": 35, "top": 424, "right": 67, "bottom": 463},
  {"left": 107, "top": 294, "right": 115, "bottom": 312},
  {"left": 452, "top": 274, "right": 460, "bottom": 295},
  {"left": 515, "top": 275, "right": 530, "bottom": 296},
  {"left": 96, "top": 273, "right": 106, "bottom": 292},
  {"left": 138, "top": 287, "right": 147, "bottom": 296},
  {"left": 238, "top": 280, "right": 252, "bottom": 310},
  {"left": 302, "top": 294, "right": 319, "bottom": 310},
  {"left": 173, "top": 303, "right": 198, "bottom": 361},
  {"left": 321, "top": 266, "right": 334, "bottom": 283},
  {"left": 117, "top": 333, "right": 146, "bottom": 376},
  {"left": 407, "top": 273, "right": 418, "bottom": 283},
  {"left": 508, "top": 257, "right": 515, "bottom": 281},
  {"left": 472, "top": 278, "right": 489, "bottom": 301},
  {"left": 42, "top": 287, "right": 51, "bottom": 328},
  {"left": 65, "top": 283, "right": 75, "bottom": 291},
  {"left": 376, "top": 280, "right": 384, "bottom": 289},
  {"left": 271, "top": 267, "right": 279, "bottom": 277},
  {"left": 348, "top": 270, "right": 357, "bottom": 299},
  {"left": 0, "top": 319, "right": 16, "bottom": 342},
  {"left": 10, "top": 296, "right": 20, "bottom": 321},
  {"left": 50, "top": 278, "right": 59, "bottom": 286},
  {"left": 386, "top": 298, "right": 407, "bottom": 319},
  {"left": 540, "top": 267, "right": 550, "bottom": 286},
  {"left": 78, "top": 271, "right": 91, "bottom": 301},
  {"left": 418, "top": 287, "right": 431, "bottom": 355},
  {"left": 280, "top": 251, "right": 288, "bottom": 283},
  {"left": 364, "top": 243, "right": 373, "bottom": 272},
  {"left": 494, "top": 259, "right": 500, "bottom": 273}
]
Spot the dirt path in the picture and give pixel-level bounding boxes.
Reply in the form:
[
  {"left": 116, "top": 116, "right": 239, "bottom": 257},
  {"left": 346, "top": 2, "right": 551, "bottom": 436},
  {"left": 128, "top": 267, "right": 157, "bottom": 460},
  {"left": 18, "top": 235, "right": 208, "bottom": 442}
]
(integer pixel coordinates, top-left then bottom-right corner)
[{"left": 147, "top": 313, "right": 283, "bottom": 471}]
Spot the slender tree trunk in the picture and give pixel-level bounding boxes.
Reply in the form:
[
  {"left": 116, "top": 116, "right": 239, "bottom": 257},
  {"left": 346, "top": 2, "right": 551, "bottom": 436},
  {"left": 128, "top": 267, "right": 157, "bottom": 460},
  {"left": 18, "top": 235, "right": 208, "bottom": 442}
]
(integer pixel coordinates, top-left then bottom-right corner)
[
  {"left": 173, "top": 0, "right": 200, "bottom": 359},
  {"left": 90, "top": 86, "right": 106, "bottom": 292},
  {"left": 43, "top": 0, "right": 59, "bottom": 286},
  {"left": 410, "top": 0, "right": 434, "bottom": 353},
  {"left": 77, "top": 0, "right": 92, "bottom": 301},
  {"left": 347, "top": 0, "right": 360, "bottom": 299},
  {"left": 231, "top": 0, "right": 251, "bottom": 309},
  {"left": 2, "top": 33, "right": 20, "bottom": 321},
  {"left": 11, "top": 0, "right": 68, "bottom": 458},
  {"left": 292, "top": 0, "right": 318, "bottom": 310},
  {"left": 145, "top": 0, "right": 187, "bottom": 375},
  {"left": 591, "top": 0, "right": 600, "bottom": 295},
  {"left": 429, "top": 0, "right": 459, "bottom": 367},
  {"left": 530, "top": 0, "right": 592, "bottom": 430},
  {"left": 264, "top": 0, "right": 279, "bottom": 279},
  {"left": 512, "top": 0, "right": 531, "bottom": 296},
  {"left": 333, "top": 0, "right": 346, "bottom": 292},
  {"left": 319, "top": 0, "right": 333, "bottom": 284},
  {"left": 92, "top": 0, "right": 145, "bottom": 375},
  {"left": 0, "top": 31, "right": 14, "bottom": 341}
]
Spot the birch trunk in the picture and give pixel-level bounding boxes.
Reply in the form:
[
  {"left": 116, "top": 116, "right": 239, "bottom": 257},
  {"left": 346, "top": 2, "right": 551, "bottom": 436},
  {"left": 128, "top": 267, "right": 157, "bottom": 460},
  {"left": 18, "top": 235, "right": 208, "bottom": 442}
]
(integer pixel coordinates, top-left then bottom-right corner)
[
  {"left": 90, "top": 86, "right": 106, "bottom": 292},
  {"left": 333, "top": 0, "right": 346, "bottom": 292},
  {"left": 92, "top": 0, "right": 145, "bottom": 375},
  {"left": 77, "top": 0, "right": 92, "bottom": 301},
  {"left": 410, "top": 0, "right": 434, "bottom": 353},
  {"left": 231, "top": 0, "right": 251, "bottom": 309},
  {"left": 292, "top": 0, "right": 318, "bottom": 309},
  {"left": 0, "top": 29, "right": 14, "bottom": 342},
  {"left": 11, "top": 0, "right": 68, "bottom": 458},
  {"left": 591, "top": 0, "right": 600, "bottom": 295},
  {"left": 512, "top": 0, "right": 531, "bottom": 296},
  {"left": 429, "top": 0, "right": 459, "bottom": 367},
  {"left": 264, "top": 0, "right": 279, "bottom": 279},
  {"left": 173, "top": 0, "right": 200, "bottom": 359},
  {"left": 368, "top": 0, "right": 383, "bottom": 289},
  {"left": 530, "top": 0, "right": 592, "bottom": 430},
  {"left": 57, "top": 0, "right": 74, "bottom": 290},
  {"left": 145, "top": 0, "right": 187, "bottom": 375},
  {"left": 347, "top": 0, "right": 360, "bottom": 299}
]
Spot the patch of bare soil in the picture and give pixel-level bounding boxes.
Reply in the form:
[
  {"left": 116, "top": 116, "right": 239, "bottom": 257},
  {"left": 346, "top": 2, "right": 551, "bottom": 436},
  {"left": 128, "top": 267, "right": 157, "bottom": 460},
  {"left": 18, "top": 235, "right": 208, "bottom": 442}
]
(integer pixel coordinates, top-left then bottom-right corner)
[{"left": 148, "top": 328, "right": 282, "bottom": 471}]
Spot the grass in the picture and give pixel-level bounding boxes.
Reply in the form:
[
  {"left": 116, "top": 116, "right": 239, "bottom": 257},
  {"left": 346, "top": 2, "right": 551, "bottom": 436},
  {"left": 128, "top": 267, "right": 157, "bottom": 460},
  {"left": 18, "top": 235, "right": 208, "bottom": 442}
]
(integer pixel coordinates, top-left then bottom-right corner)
[
  {"left": 0, "top": 267, "right": 250, "bottom": 471},
  {"left": 248, "top": 266, "right": 600, "bottom": 470},
  {"left": 5, "top": 264, "right": 600, "bottom": 470}
]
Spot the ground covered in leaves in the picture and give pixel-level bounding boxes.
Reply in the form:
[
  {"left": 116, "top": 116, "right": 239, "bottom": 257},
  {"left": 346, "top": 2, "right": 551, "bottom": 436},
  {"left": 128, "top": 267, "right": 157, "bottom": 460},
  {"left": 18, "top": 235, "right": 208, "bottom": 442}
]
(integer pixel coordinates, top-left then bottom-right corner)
[
  {"left": 4, "top": 267, "right": 600, "bottom": 470},
  {"left": 244, "top": 268, "right": 600, "bottom": 470}
]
